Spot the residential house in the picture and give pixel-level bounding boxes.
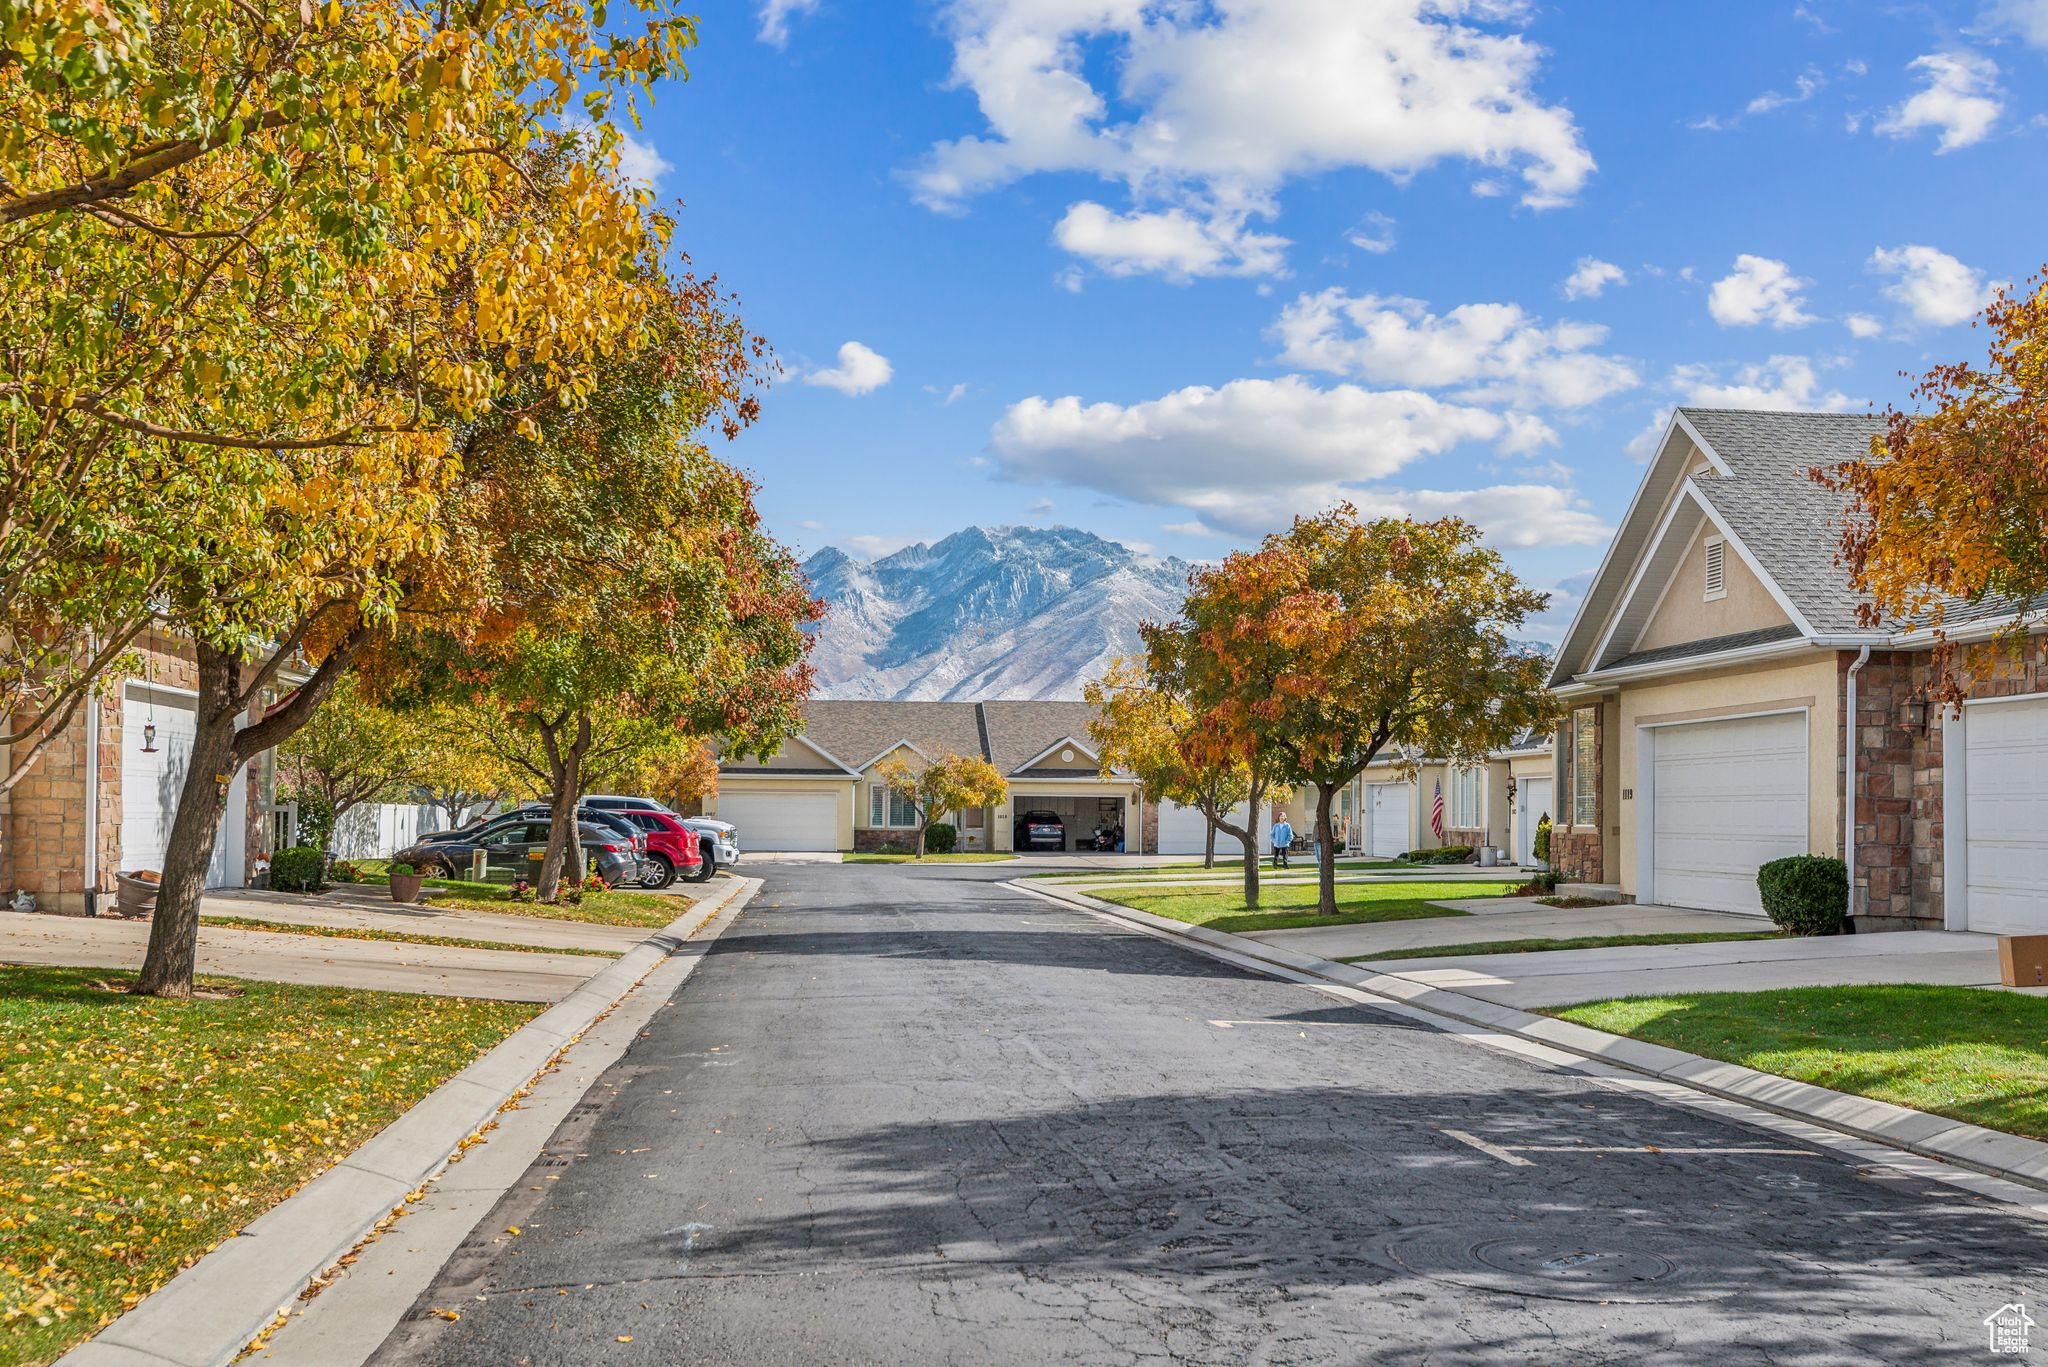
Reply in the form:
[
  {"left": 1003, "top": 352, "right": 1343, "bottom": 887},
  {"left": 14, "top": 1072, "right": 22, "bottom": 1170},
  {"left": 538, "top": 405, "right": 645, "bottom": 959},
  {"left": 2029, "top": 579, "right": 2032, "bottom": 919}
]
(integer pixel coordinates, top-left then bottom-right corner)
[
  {"left": 0, "top": 629, "right": 286, "bottom": 914},
  {"left": 713, "top": 700, "right": 1148, "bottom": 853},
  {"left": 1547, "top": 406, "right": 2048, "bottom": 932},
  {"left": 1351, "top": 731, "right": 1555, "bottom": 864}
]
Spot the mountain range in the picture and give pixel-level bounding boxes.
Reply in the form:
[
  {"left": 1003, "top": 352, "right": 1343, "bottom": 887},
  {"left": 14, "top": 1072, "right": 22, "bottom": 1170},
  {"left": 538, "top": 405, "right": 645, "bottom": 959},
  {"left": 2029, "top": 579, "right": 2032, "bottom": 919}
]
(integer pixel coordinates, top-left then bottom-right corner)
[{"left": 802, "top": 527, "right": 1193, "bottom": 701}]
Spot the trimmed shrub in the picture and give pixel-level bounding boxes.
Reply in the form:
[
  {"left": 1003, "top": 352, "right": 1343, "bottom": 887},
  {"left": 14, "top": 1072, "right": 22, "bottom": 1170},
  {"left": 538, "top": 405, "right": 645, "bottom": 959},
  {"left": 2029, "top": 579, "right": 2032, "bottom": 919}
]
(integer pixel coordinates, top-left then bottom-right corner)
[
  {"left": 1400, "top": 845, "right": 1474, "bottom": 866},
  {"left": 924, "top": 822, "right": 958, "bottom": 854},
  {"left": 270, "top": 846, "right": 327, "bottom": 894},
  {"left": 1532, "top": 814, "right": 1552, "bottom": 865},
  {"left": 1757, "top": 854, "right": 1847, "bottom": 936},
  {"left": 1530, "top": 867, "right": 1563, "bottom": 893}
]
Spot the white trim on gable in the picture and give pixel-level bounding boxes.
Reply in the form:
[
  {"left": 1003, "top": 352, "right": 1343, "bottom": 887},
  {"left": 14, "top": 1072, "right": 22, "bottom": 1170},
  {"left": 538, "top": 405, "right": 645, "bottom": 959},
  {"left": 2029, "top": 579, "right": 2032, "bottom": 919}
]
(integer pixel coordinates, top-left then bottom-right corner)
[
  {"left": 789, "top": 733, "right": 862, "bottom": 775},
  {"left": 1012, "top": 735, "right": 1101, "bottom": 774},
  {"left": 1670, "top": 409, "right": 1734, "bottom": 477},
  {"left": 1689, "top": 486, "right": 1820, "bottom": 638},
  {"left": 854, "top": 739, "right": 936, "bottom": 773}
]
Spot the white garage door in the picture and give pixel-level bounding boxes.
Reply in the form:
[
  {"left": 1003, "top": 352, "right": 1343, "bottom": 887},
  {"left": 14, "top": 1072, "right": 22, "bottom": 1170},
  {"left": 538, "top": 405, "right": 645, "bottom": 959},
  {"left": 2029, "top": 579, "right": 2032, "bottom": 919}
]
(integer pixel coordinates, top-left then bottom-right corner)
[
  {"left": 1367, "top": 783, "right": 1411, "bottom": 859},
  {"left": 1963, "top": 696, "right": 2048, "bottom": 935},
  {"left": 121, "top": 687, "right": 245, "bottom": 886},
  {"left": 716, "top": 791, "right": 839, "bottom": 852},
  {"left": 1650, "top": 711, "right": 1807, "bottom": 915},
  {"left": 1156, "top": 801, "right": 1251, "bottom": 856}
]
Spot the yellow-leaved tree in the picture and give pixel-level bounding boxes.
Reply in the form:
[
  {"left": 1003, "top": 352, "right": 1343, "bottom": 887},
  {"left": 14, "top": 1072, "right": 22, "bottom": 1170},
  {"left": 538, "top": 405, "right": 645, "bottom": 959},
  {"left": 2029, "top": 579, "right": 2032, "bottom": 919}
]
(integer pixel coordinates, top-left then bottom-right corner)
[
  {"left": 1084, "top": 659, "right": 1252, "bottom": 869},
  {"left": 872, "top": 752, "right": 1009, "bottom": 859}
]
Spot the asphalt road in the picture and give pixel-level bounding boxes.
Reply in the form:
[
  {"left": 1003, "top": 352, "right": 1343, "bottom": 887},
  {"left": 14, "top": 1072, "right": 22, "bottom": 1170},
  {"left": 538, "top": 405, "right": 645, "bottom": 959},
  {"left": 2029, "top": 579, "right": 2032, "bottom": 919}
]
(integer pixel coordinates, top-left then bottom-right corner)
[{"left": 371, "top": 864, "right": 2043, "bottom": 1365}]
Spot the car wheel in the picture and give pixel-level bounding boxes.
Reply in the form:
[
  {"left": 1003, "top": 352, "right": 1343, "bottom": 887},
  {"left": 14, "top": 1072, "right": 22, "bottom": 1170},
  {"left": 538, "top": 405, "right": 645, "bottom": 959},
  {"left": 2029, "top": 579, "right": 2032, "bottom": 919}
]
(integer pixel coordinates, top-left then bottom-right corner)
[
  {"left": 641, "top": 853, "right": 676, "bottom": 890},
  {"left": 691, "top": 841, "right": 718, "bottom": 882},
  {"left": 418, "top": 857, "right": 454, "bottom": 880}
]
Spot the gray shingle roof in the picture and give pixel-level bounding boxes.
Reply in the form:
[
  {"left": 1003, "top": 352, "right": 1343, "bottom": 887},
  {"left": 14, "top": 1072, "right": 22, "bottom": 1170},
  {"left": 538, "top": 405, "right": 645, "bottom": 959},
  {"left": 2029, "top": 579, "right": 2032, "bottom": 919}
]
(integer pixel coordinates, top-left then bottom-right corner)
[
  {"left": 1604, "top": 623, "right": 1805, "bottom": 672},
  {"left": 1677, "top": 408, "right": 1885, "bottom": 635},
  {"left": 723, "top": 699, "right": 1110, "bottom": 776}
]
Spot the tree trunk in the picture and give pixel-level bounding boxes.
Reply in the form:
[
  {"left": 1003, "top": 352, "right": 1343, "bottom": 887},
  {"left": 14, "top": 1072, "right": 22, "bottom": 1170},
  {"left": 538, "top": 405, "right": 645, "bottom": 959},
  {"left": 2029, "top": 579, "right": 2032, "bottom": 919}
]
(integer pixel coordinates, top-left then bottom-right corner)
[
  {"left": 1203, "top": 818, "right": 1216, "bottom": 870},
  {"left": 136, "top": 623, "right": 368, "bottom": 998},
  {"left": 916, "top": 820, "right": 928, "bottom": 859},
  {"left": 1314, "top": 781, "right": 1340, "bottom": 916},
  {"left": 135, "top": 650, "right": 240, "bottom": 998},
  {"left": 535, "top": 713, "right": 590, "bottom": 900}
]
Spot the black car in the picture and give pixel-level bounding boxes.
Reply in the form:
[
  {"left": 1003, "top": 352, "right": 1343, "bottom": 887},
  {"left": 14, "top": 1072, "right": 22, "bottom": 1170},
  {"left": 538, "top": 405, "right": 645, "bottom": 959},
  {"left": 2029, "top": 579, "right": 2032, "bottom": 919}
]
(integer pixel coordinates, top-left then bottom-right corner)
[
  {"left": 1014, "top": 810, "right": 1066, "bottom": 852},
  {"left": 396, "top": 814, "right": 644, "bottom": 887}
]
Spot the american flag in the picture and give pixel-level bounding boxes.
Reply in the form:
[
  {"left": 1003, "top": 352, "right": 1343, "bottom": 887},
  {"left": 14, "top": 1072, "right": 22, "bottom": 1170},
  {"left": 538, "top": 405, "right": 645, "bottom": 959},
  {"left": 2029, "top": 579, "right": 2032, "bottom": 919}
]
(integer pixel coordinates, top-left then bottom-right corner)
[{"left": 1430, "top": 779, "right": 1446, "bottom": 841}]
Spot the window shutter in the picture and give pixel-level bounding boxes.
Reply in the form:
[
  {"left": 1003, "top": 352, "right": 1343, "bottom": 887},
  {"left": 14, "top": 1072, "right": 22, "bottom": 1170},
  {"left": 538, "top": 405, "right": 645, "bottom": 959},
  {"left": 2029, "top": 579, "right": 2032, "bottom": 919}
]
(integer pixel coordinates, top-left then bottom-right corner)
[
  {"left": 1704, "top": 539, "right": 1725, "bottom": 599},
  {"left": 869, "top": 784, "right": 884, "bottom": 826}
]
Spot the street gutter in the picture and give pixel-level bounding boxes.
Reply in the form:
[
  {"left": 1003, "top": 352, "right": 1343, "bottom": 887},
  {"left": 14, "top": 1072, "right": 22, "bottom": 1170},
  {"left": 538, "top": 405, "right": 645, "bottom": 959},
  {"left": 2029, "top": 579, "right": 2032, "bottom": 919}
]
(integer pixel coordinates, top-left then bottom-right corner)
[
  {"left": 58, "top": 877, "right": 760, "bottom": 1367},
  {"left": 1013, "top": 879, "right": 2048, "bottom": 1196}
]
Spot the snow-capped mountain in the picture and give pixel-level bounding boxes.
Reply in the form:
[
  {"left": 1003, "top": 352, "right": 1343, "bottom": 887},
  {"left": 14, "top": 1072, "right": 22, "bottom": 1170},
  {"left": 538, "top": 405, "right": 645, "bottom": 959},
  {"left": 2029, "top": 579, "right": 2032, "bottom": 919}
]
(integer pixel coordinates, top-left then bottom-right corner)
[{"left": 802, "top": 527, "right": 1195, "bottom": 701}]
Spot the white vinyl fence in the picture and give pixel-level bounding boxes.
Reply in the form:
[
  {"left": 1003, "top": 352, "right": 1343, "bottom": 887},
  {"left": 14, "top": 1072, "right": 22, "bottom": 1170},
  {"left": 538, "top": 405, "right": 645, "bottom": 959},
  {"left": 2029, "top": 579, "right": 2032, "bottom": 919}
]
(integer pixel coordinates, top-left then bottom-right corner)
[{"left": 329, "top": 802, "right": 439, "bottom": 860}]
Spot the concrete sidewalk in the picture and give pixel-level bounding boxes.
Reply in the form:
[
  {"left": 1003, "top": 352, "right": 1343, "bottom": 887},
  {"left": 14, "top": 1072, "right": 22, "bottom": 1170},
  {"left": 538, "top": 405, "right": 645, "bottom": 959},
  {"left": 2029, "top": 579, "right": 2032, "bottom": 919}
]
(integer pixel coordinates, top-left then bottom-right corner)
[
  {"left": 1370, "top": 928, "right": 2006, "bottom": 1009},
  {"left": 0, "top": 914, "right": 611, "bottom": 1002},
  {"left": 1247, "top": 899, "right": 1766, "bottom": 963}
]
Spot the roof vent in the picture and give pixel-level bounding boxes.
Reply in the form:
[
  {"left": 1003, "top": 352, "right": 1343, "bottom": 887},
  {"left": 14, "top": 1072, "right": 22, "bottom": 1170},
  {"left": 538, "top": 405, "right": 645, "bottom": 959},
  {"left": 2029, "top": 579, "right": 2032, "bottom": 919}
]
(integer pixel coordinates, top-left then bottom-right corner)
[{"left": 1704, "top": 538, "right": 1726, "bottom": 601}]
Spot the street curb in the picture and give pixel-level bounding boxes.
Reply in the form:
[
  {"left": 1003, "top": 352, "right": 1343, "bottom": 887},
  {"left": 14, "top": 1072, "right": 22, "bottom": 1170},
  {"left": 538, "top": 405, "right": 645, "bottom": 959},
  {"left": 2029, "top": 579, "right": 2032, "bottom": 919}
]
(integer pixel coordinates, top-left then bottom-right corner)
[
  {"left": 1013, "top": 878, "right": 2048, "bottom": 1195},
  {"left": 59, "top": 877, "right": 759, "bottom": 1367}
]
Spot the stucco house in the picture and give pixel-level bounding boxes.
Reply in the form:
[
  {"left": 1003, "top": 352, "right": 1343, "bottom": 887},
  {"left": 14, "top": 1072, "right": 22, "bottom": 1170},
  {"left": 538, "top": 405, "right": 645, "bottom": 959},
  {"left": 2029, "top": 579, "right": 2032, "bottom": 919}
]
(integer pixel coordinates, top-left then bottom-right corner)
[
  {"left": 1547, "top": 406, "right": 2048, "bottom": 932},
  {"left": 0, "top": 629, "right": 286, "bottom": 915},
  {"left": 712, "top": 700, "right": 1150, "bottom": 853},
  {"left": 1351, "top": 732, "right": 1555, "bottom": 864}
]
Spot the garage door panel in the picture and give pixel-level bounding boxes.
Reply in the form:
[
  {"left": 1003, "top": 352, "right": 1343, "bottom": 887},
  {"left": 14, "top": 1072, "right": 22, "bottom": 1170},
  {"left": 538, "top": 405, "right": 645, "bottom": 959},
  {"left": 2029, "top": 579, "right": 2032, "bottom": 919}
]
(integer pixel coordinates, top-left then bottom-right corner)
[
  {"left": 1157, "top": 801, "right": 1250, "bottom": 856},
  {"left": 1650, "top": 712, "right": 1808, "bottom": 916},
  {"left": 717, "top": 791, "right": 839, "bottom": 852},
  {"left": 1965, "top": 698, "right": 2048, "bottom": 934},
  {"left": 1367, "top": 784, "right": 1410, "bottom": 860}
]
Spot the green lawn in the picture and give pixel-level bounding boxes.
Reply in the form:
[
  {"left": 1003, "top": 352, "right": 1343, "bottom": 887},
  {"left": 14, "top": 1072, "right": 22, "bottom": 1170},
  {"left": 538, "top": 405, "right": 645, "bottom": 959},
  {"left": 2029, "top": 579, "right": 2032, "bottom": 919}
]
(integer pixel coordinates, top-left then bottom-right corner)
[
  {"left": 199, "top": 916, "right": 623, "bottom": 957},
  {"left": 1022, "top": 858, "right": 1402, "bottom": 880},
  {"left": 1091, "top": 879, "right": 1514, "bottom": 934},
  {"left": 0, "top": 966, "right": 535, "bottom": 1366},
  {"left": 1343, "top": 930, "right": 1781, "bottom": 963},
  {"left": 424, "top": 886, "right": 688, "bottom": 929},
  {"left": 1554, "top": 985, "right": 2048, "bottom": 1141},
  {"left": 844, "top": 852, "right": 1017, "bottom": 864}
]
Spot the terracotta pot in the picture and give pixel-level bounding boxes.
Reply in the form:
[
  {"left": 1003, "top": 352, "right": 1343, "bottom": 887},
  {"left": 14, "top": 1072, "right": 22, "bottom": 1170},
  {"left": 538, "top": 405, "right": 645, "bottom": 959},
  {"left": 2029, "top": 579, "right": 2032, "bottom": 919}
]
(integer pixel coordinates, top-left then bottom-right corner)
[
  {"left": 115, "top": 873, "right": 160, "bottom": 916},
  {"left": 389, "top": 873, "right": 426, "bottom": 904}
]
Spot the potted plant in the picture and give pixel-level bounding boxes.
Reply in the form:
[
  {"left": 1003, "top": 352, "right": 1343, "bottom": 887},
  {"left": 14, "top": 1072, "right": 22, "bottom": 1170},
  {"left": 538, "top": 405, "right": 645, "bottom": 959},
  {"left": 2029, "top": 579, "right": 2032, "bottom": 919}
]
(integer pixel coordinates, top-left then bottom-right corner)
[
  {"left": 388, "top": 862, "right": 426, "bottom": 904},
  {"left": 115, "top": 870, "right": 160, "bottom": 916}
]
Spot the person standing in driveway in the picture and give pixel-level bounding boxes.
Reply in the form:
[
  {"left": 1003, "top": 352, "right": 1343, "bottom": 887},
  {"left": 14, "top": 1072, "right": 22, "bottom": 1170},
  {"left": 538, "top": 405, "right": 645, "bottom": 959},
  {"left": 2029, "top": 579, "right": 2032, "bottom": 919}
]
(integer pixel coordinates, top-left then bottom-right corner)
[{"left": 1271, "top": 816, "right": 1294, "bottom": 869}]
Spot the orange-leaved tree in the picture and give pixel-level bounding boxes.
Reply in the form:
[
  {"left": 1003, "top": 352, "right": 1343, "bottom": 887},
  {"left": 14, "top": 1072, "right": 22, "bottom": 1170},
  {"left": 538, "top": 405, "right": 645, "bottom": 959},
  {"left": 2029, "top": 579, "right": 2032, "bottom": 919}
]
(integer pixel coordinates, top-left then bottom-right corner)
[
  {"left": 1164, "top": 508, "right": 1557, "bottom": 917},
  {"left": 1084, "top": 659, "right": 1251, "bottom": 869},
  {"left": 1817, "top": 269, "right": 2048, "bottom": 703},
  {"left": 872, "top": 752, "right": 1008, "bottom": 858}
]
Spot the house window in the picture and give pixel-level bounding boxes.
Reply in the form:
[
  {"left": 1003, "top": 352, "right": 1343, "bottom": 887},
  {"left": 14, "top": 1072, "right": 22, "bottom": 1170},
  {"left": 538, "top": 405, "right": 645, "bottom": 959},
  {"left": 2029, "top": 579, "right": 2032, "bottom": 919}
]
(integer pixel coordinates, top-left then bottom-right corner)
[
  {"left": 1571, "top": 708, "right": 1598, "bottom": 827},
  {"left": 868, "top": 783, "right": 918, "bottom": 828},
  {"left": 1703, "top": 537, "right": 1726, "bottom": 601},
  {"left": 1448, "top": 766, "right": 1483, "bottom": 829}
]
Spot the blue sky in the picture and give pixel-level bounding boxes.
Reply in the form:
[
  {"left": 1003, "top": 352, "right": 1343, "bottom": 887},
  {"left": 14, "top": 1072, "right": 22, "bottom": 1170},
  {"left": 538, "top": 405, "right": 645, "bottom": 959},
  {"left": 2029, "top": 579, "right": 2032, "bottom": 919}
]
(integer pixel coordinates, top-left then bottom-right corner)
[{"left": 626, "top": 0, "right": 2047, "bottom": 639}]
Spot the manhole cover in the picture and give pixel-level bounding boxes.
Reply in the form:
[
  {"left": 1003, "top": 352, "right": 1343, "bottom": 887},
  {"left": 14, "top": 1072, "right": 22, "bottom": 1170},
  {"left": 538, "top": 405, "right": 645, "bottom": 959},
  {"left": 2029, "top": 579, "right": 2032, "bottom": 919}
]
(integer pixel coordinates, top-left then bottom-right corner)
[{"left": 1374, "top": 1225, "right": 1757, "bottom": 1304}]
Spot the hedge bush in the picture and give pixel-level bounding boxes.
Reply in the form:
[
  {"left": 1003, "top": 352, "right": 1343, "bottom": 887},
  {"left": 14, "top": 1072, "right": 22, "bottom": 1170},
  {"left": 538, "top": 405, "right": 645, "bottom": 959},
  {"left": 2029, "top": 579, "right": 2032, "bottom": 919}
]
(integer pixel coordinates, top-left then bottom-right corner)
[
  {"left": 1532, "top": 815, "right": 1551, "bottom": 865},
  {"left": 1757, "top": 854, "right": 1847, "bottom": 935},
  {"left": 270, "top": 846, "right": 327, "bottom": 894},
  {"left": 924, "top": 822, "right": 958, "bottom": 854},
  {"left": 1401, "top": 845, "right": 1474, "bottom": 865}
]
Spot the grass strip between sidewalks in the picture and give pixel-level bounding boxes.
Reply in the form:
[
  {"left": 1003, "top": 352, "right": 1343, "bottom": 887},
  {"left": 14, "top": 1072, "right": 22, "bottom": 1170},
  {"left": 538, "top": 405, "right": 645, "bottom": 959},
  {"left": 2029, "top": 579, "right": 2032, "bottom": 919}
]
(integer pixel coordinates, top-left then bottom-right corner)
[
  {"left": 419, "top": 887, "right": 691, "bottom": 929},
  {"left": 198, "top": 916, "right": 624, "bottom": 958},
  {"left": 1553, "top": 985, "right": 2048, "bottom": 1142},
  {"left": 843, "top": 853, "right": 1017, "bottom": 864},
  {"left": 1342, "top": 931, "right": 1782, "bottom": 963},
  {"left": 1022, "top": 858, "right": 1400, "bottom": 880},
  {"left": 1089, "top": 879, "right": 1516, "bottom": 934},
  {"left": 0, "top": 965, "right": 536, "bottom": 1366}
]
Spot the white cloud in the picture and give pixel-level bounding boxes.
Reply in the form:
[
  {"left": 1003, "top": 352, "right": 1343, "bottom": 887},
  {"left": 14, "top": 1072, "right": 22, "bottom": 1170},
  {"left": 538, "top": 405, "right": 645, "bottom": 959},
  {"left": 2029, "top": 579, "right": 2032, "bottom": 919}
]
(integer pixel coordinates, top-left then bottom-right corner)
[
  {"left": 1560, "top": 257, "right": 1626, "bottom": 300},
  {"left": 1876, "top": 51, "right": 2002, "bottom": 152},
  {"left": 1981, "top": 0, "right": 2048, "bottom": 48},
  {"left": 1053, "top": 202, "right": 1289, "bottom": 280},
  {"left": 1628, "top": 354, "right": 1862, "bottom": 458},
  {"left": 843, "top": 534, "right": 916, "bottom": 560},
  {"left": 1844, "top": 312, "right": 1886, "bottom": 339},
  {"left": 913, "top": 0, "right": 1594, "bottom": 278},
  {"left": 757, "top": 0, "right": 820, "bottom": 48},
  {"left": 1707, "top": 255, "right": 1817, "bottom": 328},
  {"left": 560, "top": 116, "right": 674, "bottom": 190},
  {"left": 1869, "top": 244, "right": 2002, "bottom": 326},
  {"left": 1271, "top": 289, "right": 1639, "bottom": 410},
  {"left": 800, "top": 519, "right": 826, "bottom": 531},
  {"left": 988, "top": 374, "right": 1607, "bottom": 547},
  {"left": 1028, "top": 498, "right": 1056, "bottom": 514},
  {"left": 1746, "top": 67, "right": 1824, "bottom": 115},
  {"left": 1348, "top": 211, "right": 1397, "bottom": 254},
  {"left": 804, "top": 341, "right": 894, "bottom": 397},
  {"left": 923, "top": 381, "right": 971, "bottom": 404}
]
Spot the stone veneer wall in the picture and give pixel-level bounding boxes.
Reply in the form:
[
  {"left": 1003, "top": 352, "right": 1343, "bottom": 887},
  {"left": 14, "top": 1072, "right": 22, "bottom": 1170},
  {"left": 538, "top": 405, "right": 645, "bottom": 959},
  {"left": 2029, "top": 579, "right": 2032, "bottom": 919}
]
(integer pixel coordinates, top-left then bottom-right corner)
[
  {"left": 1553, "top": 706, "right": 1605, "bottom": 883},
  {"left": 1848, "top": 638, "right": 2048, "bottom": 931}
]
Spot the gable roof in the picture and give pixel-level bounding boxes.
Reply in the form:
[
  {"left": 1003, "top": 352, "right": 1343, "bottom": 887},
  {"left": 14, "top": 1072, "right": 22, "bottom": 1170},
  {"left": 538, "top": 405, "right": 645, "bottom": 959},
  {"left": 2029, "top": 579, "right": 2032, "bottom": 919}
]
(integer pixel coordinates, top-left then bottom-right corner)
[
  {"left": 1551, "top": 407, "right": 1887, "bottom": 688},
  {"left": 722, "top": 699, "right": 1119, "bottom": 778}
]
